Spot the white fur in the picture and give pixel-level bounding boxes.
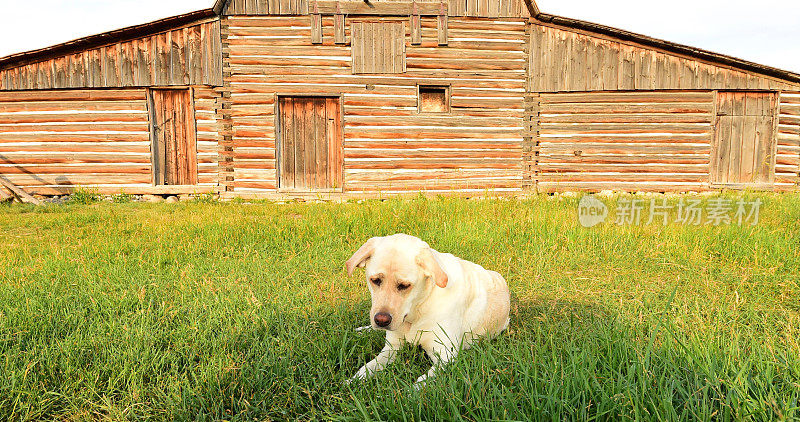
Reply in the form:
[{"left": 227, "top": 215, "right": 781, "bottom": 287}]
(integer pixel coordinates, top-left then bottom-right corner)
[{"left": 345, "top": 234, "right": 510, "bottom": 387}]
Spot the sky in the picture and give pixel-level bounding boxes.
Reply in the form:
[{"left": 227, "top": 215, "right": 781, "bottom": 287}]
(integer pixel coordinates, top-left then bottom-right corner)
[{"left": 1, "top": 0, "right": 798, "bottom": 74}]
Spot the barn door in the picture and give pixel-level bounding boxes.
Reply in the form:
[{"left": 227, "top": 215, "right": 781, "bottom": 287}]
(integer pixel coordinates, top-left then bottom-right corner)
[
  {"left": 278, "top": 97, "right": 343, "bottom": 190},
  {"left": 710, "top": 91, "right": 778, "bottom": 187},
  {"left": 148, "top": 89, "right": 198, "bottom": 185}
]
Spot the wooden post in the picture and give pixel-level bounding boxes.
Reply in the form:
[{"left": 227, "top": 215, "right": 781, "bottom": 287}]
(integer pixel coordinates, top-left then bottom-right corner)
[
  {"left": 523, "top": 94, "right": 540, "bottom": 193},
  {"left": 437, "top": 2, "right": 448, "bottom": 46},
  {"left": 334, "top": 2, "right": 346, "bottom": 45},
  {"left": 218, "top": 16, "right": 235, "bottom": 192},
  {"left": 410, "top": 2, "right": 421, "bottom": 46},
  {"left": 311, "top": 1, "right": 323, "bottom": 44}
]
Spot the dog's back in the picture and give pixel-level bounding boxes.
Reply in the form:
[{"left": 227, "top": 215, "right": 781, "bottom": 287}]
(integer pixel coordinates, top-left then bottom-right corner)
[{"left": 434, "top": 251, "right": 510, "bottom": 341}]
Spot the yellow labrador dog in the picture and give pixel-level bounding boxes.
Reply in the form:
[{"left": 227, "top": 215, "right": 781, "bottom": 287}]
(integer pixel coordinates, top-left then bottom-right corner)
[{"left": 345, "top": 234, "right": 510, "bottom": 386}]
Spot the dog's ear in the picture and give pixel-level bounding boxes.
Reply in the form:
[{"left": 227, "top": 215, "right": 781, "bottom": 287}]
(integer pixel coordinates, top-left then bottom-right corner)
[
  {"left": 345, "top": 237, "right": 380, "bottom": 276},
  {"left": 416, "top": 248, "right": 448, "bottom": 288}
]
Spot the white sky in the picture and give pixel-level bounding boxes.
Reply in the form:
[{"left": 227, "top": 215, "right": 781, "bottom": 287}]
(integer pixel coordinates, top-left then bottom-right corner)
[{"left": 1, "top": 0, "right": 798, "bottom": 74}]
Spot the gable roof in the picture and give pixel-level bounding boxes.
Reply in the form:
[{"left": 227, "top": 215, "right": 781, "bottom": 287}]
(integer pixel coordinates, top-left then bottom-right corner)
[
  {"left": 0, "top": 0, "right": 798, "bottom": 85},
  {"left": 211, "top": 0, "right": 538, "bottom": 14},
  {"left": 0, "top": 9, "right": 215, "bottom": 71},
  {"left": 213, "top": 0, "right": 228, "bottom": 14},
  {"left": 534, "top": 12, "right": 800, "bottom": 85}
]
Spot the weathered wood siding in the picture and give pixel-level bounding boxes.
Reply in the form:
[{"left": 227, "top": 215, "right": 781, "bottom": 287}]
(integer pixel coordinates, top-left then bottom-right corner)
[
  {"left": 351, "top": 21, "right": 406, "bottom": 74},
  {"left": 149, "top": 89, "right": 200, "bottom": 185},
  {"left": 223, "top": 16, "right": 526, "bottom": 193},
  {"left": 529, "top": 23, "right": 800, "bottom": 93},
  {"left": 778, "top": 92, "right": 800, "bottom": 189},
  {"left": 0, "top": 20, "right": 223, "bottom": 91},
  {"left": 278, "top": 96, "right": 343, "bottom": 190},
  {"left": 710, "top": 91, "right": 778, "bottom": 187},
  {"left": 194, "top": 87, "right": 224, "bottom": 191},
  {"left": 529, "top": 91, "right": 717, "bottom": 192},
  {"left": 0, "top": 88, "right": 220, "bottom": 195},
  {"left": 222, "top": 0, "right": 528, "bottom": 17}
]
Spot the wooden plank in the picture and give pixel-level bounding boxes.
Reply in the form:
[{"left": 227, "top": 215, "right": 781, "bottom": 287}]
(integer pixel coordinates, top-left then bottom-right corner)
[
  {"left": 351, "top": 22, "right": 361, "bottom": 74},
  {"left": 437, "top": 3, "right": 448, "bottom": 46},
  {"left": 286, "top": 97, "right": 297, "bottom": 188},
  {"left": 170, "top": 29, "right": 187, "bottom": 85},
  {"left": 166, "top": 92, "right": 179, "bottom": 184},
  {"left": 0, "top": 90, "right": 145, "bottom": 103},
  {"left": 334, "top": 99, "right": 344, "bottom": 187},
  {"left": 540, "top": 91, "right": 714, "bottom": 104},
  {"left": 376, "top": 22, "right": 385, "bottom": 73},
  {"left": 174, "top": 91, "right": 187, "bottom": 184},
  {"left": 759, "top": 94, "right": 778, "bottom": 183},
  {"left": 715, "top": 116, "right": 732, "bottom": 184},
  {"left": 148, "top": 90, "right": 162, "bottom": 185},
  {"left": 154, "top": 32, "right": 169, "bottom": 86},
  {"left": 314, "top": 1, "right": 444, "bottom": 15},
  {"left": 0, "top": 176, "right": 43, "bottom": 205},
  {"left": 334, "top": 11, "right": 346, "bottom": 44},
  {"left": 185, "top": 89, "right": 199, "bottom": 184},
  {"left": 292, "top": 98, "right": 304, "bottom": 189},
  {"left": 411, "top": 4, "right": 422, "bottom": 46},
  {"left": 103, "top": 44, "right": 120, "bottom": 87},
  {"left": 119, "top": 42, "right": 134, "bottom": 87},
  {"left": 740, "top": 115, "right": 757, "bottom": 182},
  {"left": 0, "top": 187, "right": 12, "bottom": 203},
  {"left": 465, "top": 0, "right": 477, "bottom": 16},
  {"left": 135, "top": 37, "right": 152, "bottom": 86},
  {"left": 314, "top": 98, "right": 327, "bottom": 188},
  {"left": 311, "top": 1, "right": 323, "bottom": 45},
  {"left": 88, "top": 49, "right": 102, "bottom": 88},
  {"left": 728, "top": 107, "right": 743, "bottom": 183},
  {"left": 397, "top": 20, "right": 406, "bottom": 73},
  {"left": 187, "top": 26, "right": 202, "bottom": 85},
  {"left": 303, "top": 96, "right": 315, "bottom": 188}
]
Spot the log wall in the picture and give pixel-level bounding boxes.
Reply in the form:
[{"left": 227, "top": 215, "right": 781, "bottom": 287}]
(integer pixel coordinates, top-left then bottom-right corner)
[
  {"left": 0, "top": 88, "right": 220, "bottom": 195},
  {"left": 529, "top": 23, "right": 800, "bottom": 93},
  {"left": 0, "top": 20, "right": 223, "bottom": 91},
  {"left": 778, "top": 92, "right": 800, "bottom": 189},
  {"left": 223, "top": 16, "right": 527, "bottom": 193},
  {"left": 194, "top": 87, "right": 224, "bottom": 192},
  {"left": 529, "top": 91, "right": 717, "bottom": 192},
  {"left": 222, "top": 0, "right": 528, "bottom": 17}
]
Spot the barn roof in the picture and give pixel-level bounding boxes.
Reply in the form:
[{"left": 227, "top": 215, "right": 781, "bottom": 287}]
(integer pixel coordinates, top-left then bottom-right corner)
[
  {"left": 0, "top": 0, "right": 798, "bottom": 85},
  {"left": 211, "top": 0, "right": 539, "bottom": 15},
  {"left": 0, "top": 9, "right": 216, "bottom": 71},
  {"left": 535, "top": 12, "right": 800, "bottom": 85}
]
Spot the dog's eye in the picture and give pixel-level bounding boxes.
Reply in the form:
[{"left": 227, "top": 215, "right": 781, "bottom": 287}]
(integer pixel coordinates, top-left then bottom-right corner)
[
  {"left": 371, "top": 278, "right": 382, "bottom": 286},
  {"left": 397, "top": 283, "right": 411, "bottom": 291}
]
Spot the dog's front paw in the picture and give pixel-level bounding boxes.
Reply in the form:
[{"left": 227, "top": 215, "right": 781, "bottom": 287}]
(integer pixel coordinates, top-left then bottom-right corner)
[{"left": 344, "top": 368, "right": 368, "bottom": 385}]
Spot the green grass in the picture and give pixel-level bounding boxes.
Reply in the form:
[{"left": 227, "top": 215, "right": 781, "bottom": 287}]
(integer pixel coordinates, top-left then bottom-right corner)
[{"left": 0, "top": 194, "right": 798, "bottom": 421}]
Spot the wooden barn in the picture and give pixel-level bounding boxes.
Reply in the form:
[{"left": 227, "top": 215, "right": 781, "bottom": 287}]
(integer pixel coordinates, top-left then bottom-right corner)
[{"left": 0, "top": 0, "right": 799, "bottom": 198}]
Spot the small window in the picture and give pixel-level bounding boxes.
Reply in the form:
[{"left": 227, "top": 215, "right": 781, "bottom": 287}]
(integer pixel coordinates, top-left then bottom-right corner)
[{"left": 418, "top": 85, "right": 450, "bottom": 113}]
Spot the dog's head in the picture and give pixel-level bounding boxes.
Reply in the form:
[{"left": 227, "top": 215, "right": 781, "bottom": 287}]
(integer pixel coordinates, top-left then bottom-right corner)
[{"left": 345, "top": 234, "right": 448, "bottom": 331}]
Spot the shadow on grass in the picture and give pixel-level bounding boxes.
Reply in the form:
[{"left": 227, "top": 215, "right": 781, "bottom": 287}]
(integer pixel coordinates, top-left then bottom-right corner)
[{"left": 2, "top": 298, "right": 797, "bottom": 421}]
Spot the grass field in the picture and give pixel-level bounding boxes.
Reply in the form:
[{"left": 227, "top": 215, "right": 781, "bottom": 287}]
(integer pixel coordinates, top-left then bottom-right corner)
[{"left": 0, "top": 193, "right": 798, "bottom": 421}]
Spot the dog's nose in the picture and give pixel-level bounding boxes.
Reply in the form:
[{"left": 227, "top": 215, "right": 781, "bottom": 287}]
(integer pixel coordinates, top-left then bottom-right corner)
[{"left": 374, "top": 312, "right": 392, "bottom": 328}]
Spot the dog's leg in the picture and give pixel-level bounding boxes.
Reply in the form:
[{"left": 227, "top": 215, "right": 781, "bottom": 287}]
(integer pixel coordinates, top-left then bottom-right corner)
[
  {"left": 349, "top": 337, "right": 401, "bottom": 382},
  {"left": 414, "top": 345, "right": 457, "bottom": 389}
]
